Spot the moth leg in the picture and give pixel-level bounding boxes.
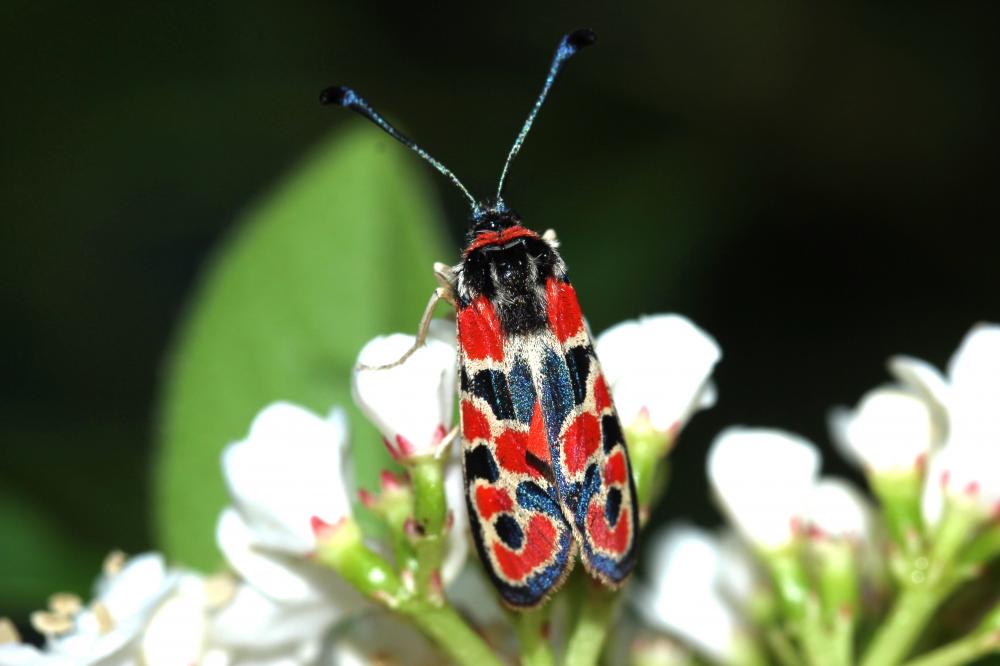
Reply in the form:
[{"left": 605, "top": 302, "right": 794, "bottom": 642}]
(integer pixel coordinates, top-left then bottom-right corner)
[
  {"left": 434, "top": 425, "right": 460, "bottom": 458},
  {"left": 357, "top": 287, "right": 447, "bottom": 371},
  {"left": 433, "top": 262, "right": 458, "bottom": 307}
]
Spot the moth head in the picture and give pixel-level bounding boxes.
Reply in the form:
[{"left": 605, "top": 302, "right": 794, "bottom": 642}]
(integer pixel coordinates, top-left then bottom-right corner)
[{"left": 469, "top": 199, "right": 522, "bottom": 237}]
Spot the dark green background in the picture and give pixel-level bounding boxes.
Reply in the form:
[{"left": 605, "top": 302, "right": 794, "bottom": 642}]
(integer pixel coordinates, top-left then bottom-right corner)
[{"left": 2, "top": 0, "right": 998, "bottom": 629}]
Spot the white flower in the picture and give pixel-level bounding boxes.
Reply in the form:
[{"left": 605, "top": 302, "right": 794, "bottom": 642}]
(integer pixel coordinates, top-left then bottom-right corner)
[
  {"left": 831, "top": 387, "right": 936, "bottom": 477},
  {"left": 921, "top": 325, "right": 1000, "bottom": 526},
  {"left": 140, "top": 574, "right": 211, "bottom": 666},
  {"left": 714, "top": 531, "right": 761, "bottom": 612},
  {"left": 944, "top": 323, "right": 1000, "bottom": 448},
  {"left": 221, "top": 402, "right": 353, "bottom": 555},
  {"left": 595, "top": 314, "right": 721, "bottom": 434},
  {"left": 441, "top": 457, "right": 470, "bottom": 587},
  {"left": 707, "top": 428, "right": 821, "bottom": 550},
  {"left": 207, "top": 583, "right": 334, "bottom": 662},
  {"left": 634, "top": 525, "right": 748, "bottom": 663},
  {"left": 921, "top": 441, "right": 1000, "bottom": 526},
  {"left": 804, "top": 478, "right": 874, "bottom": 543},
  {"left": 48, "top": 553, "right": 177, "bottom": 666},
  {"left": 352, "top": 325, "right": 457, "bottom": 461},
  {"left": 329, "top": 614, "right": 443, "bottom": 666},
  {"left": 0, "top": 645, "right": 73, "bottom": 666},
  {"left": 214, "top": 507, "right": 366, "bottom": 657}
]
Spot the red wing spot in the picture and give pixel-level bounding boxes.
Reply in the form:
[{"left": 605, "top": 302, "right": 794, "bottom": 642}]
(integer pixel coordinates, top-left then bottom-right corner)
[
  {"left": 562, "top": 412, "right": 600, "bottom": 475},
  {"left": 586, "top": 500, "right": 631, "bottom": 556},
  {"left": 458, "top": 297, "right": 505, "bottom": 362},
  {"left": 475, "top": 486, "right": 513, "bottom": 520},
  {"left": 495, "top": 406, "right": 550, "bottom": 478},
  {"left": 546, "top": 278, "right": 584, "bottom": 343},
  {"left": 605, "top": 449, "right": 627, "bottom": 486},
  {"left": 526, "top": 406, "right": 550, "bottom": 469},
  {"left": 461, "top": 401, "right": 491, "bottom": 442},
  {"left": 493, "top": 514, "right": 558, "bottom": 582},
  {"left": 594, "top": 375, "right": 612, "bottom": 412}
]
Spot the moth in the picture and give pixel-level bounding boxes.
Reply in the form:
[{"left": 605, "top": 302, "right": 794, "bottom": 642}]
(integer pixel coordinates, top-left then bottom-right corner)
[{"left": 322, "top": 28, "right": 638, "bottom": 608}]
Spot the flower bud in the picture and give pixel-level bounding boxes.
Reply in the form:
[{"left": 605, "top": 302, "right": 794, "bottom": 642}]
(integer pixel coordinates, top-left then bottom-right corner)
[{"left": 352, "top": 329, "right": 456, "bottom": 462}]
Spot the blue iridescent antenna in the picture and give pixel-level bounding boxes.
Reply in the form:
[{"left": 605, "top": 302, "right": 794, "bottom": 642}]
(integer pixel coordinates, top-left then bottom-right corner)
[
  {"left": 320, "top": 86, "right": 478, "bottom": 210},
  {"left": 494, "top": 28, "right": 597, "bottom": 205}
]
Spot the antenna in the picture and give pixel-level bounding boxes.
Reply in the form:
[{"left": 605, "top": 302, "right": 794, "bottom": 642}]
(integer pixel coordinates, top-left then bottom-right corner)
[
  {"left": 320, "top": 86, "right": 478, "bottom": 209},
  {"left": 495, "top": 28, "right": 597, "bottom": 202}
]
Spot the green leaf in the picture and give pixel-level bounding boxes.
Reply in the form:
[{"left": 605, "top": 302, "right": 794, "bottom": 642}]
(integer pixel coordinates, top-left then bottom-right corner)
[
  {"left": 154, "top": 127, "right": 451, "bottom": 570},
  {"left": 0, "top": 486, "right": 103, "bottom": 613}
]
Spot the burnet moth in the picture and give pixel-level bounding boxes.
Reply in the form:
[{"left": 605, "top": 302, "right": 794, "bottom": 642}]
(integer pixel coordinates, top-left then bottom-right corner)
[{"left": 321, "top": 28, "right": 638, "bottom": 608}]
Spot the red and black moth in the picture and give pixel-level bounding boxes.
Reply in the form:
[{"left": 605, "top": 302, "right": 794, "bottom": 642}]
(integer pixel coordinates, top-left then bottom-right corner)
[{"left": 322, "top": 28, "right": 639, "bottom": 608}]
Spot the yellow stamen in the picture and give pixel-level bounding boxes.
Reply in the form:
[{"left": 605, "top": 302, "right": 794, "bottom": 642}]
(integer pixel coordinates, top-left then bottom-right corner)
[
  {"left": 0, "top": 617, "right": 21, "bottom": 644},
  {"left": 92, "top": 601, "right": 115, "bottom": 635},
  {"left": 103, "top": 550, "right": 127, "bottom": 576},
  {"left": 30, "top": 610, "right": 73, "bottom": 636},
  {"left": 48, "top": 592, "right": 83, "bottom": 618}
]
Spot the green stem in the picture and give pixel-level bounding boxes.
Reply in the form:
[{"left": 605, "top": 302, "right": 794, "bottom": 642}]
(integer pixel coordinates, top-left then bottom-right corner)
[
  {"left": 624, "top": 424, "right": 671, "bottom": 514},
  {"left": 401, "top": 601, "right": 505, "bottom": 666},
  {"left": 412, "top": 458, "right": 446, "bottom": 534},
  {"left": 517, "top": 606, "right": 555, "bottom": 666},
  {"left": 314, "top": 520, "right": 404, "bottom": 603},
  {"left": 898, "top": 631, "right": 1000, "bottom": 666},
  {"left": 871, "top": 474, "right": 925, "bottom": 557},
  {"left": 765, "top": 628, "right": 803, "bottom": 666},
  {"left": 564, "top": 585, "right": 617, "bottom": 666},
  {"left": 411, "top": 457, "right": 447, "bottom": 593},
  {"left": 859, "top": 585, "right": 942, "bottom": 666},
  {"left": 765, "top": 548, "right": 809, "bottom": 622}
]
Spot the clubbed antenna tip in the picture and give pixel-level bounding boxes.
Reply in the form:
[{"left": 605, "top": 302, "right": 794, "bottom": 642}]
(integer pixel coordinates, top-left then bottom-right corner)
[
  {"left": 319, "top": 85, "right": 353, "bottom": 107},
  {"left": 566, "top": 28, "right": 597, "bottom": 51}
]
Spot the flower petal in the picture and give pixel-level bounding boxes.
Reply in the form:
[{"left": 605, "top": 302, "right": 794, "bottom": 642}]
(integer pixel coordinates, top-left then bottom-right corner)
[
  {"left": 222, "top": 403, "right": 353, "bottom": 555},
  {"left": 834, "top": 387, "right": 935, "bottom": 475},
  {"left": 946, "top": 323, "right": 1000, "bottom": 448},
  {"left": 596, "top": 314, "right": 721, "bottom": 433},
  {"left": 209, "top": 584, "right": 338, "bottom": 652},
  {"left": 216, "top": 508, "right": 364, "bottom": 613},
  {"left": 805, "top": 478, "right": 873, "bottom": 542},
  {"left": 634, "top": 525, "right": 744, "bottom": 663},
  {"left": 707, "top": 427, "right": 821, "bottom": 549},
  {"left": 352, "top": 331, "right": 456, "bottom": 461}
]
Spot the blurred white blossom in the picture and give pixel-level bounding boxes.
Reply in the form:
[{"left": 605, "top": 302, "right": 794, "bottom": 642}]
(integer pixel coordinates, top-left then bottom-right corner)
[
  {"left": 330, "top": 613, "right": 443, "bottom": 666},
  {"left": 45, "top": 553, "right": 176, "bottom": 666},
  {"left": 804, "top": 478, "right": 874, "bottom": 544},
  {"left": 831, "top": 388, "right": 937, "bottom": 477},
  {"left": 221, "top": 403, "right": 354, "bottom": 556},
  {"left": 441, "top": 457, "right": 470, "bottom": 587},
  {"left": 596, "top": 314, "right": 721, "bottom": 435},
  {"left": 140, "top": 573, "right": 215, "bottom": 666},
  {"left": 352, "top": 326, "right": 457, "bottom": 462},
  {"left": 922, "top": 440, "right": 1000, "bottom": 526},
  {"left": 634, "top": 525, "right": 751, "bottom": 663},
  {"left": 708, "top": 428, "right": 821, "bottom": 550},
  {"left": 0, "top": 645, "right": 73, "bottom": 666}
]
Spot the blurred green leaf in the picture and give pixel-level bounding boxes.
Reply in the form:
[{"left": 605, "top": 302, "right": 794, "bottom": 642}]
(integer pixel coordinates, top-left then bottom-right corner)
[
  {"left": 154, "top": 127, "right": 450, "bottom": 570},
  {"left": 0, "top": 486, "right": 103, "bottom": 611}
]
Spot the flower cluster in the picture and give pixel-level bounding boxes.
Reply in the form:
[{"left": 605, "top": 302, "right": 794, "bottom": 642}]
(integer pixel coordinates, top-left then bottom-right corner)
[
  {"left": 4, "top": 317, "right": 999, "bottom": 666},
  {"left": 634, "top": 324, "right": 1000, "bottom": 666}
]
